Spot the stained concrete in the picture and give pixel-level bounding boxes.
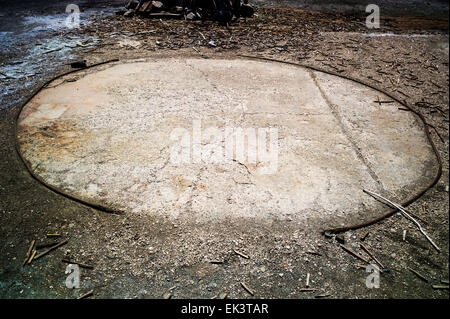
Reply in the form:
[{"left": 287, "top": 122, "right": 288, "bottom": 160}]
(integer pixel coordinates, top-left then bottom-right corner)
[{"left": 16, "top": 57, "right": 435, "bottom": 228}]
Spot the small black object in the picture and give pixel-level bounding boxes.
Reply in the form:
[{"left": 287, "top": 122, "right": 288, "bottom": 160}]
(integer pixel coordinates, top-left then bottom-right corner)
[
  {"left": 70, "top": 60, "right": 87, "bottom": 68},
  {"left": 335, "top": 233, "right": 345, "bottom": 244},
  {"left": 241, "top": 3, "right": 255, "bottom": 18}
]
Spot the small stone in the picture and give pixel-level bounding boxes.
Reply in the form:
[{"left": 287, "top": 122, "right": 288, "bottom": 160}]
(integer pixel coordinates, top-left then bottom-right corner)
[
  {"left": 219, "top": 292, "right": 227, "bottom": 299},
  {"left": 152, "top": 1, "right": 163, "bottom": 8},
  {"left": 185, "top": 12, "right": 196, "bottom": 20}
]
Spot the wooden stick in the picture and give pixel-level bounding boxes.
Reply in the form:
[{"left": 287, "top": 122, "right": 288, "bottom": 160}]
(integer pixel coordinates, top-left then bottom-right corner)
[
  {"left": 356, "top": 263, "right": 367, "bottom": 269},
  {"left": 192, "top": 47, "right": 209, "bottom": 59},
  {"left": 432, "top": 285, "right": 449, "bottom": 290},
  {"left": 374, "top": 100, "right": 395, "bottom": 104},
  {"left": 77, "top": 290, "right": 94, "bottom": 299},
  {"left": 219, "top": 292, "right": 228, "bottom": 299},
  {"left": 340, "top": 244, "right": 370, "bottom": 264},
  {"left": 46, "top": 233, "right": 61, "bottom": 238},
  {"left": 61, "top": 258, "right": 94, "bottom": 269},
  {"left": 360, "top": 243, "right": 385, "bottom": 269},
  {"left": 305, "top": 250, "right": 322, "bottom": 256},
  {"left": 23, "top": 240, "right": 35, "bottom": 266},
  {"left": 360, "top": 231, "right": 370, "bottom": 241},
  {"left": 34, "top": 239, "right": 69, "bottom": 260},
  {"left": 164, "top": 293, "right": 172, "bottom": 299},
  {"left": 234, "top": 249, "right": 250, "bottom": 259},
  {"left": 240, "top": 282, "right": 254, "bottom": 296},
  {"left": 36, "top": 241, "right": 60, "bottom": 249},
  {"left": 299, "top": 288, "right": 317, "bottom": 292},
  {"left": 428, "top": 124, "right": 444, "bottom": 143},
  {"left": 408, "top": 267, "right": 428, "bottom": 283},
  {"left": 364, "top": 190, "right": 440, "bottom": 252},
  {"left": 27, "top": 249, "right": 37, "bottom": 265},
  {"left": 396, "top": 90, "right": 410, "bottom": 98}
]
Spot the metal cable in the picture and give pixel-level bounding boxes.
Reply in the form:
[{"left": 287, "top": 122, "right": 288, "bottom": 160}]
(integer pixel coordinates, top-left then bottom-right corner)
[{"left": 13, "top": 55, "right": 443, "bottom": 229}]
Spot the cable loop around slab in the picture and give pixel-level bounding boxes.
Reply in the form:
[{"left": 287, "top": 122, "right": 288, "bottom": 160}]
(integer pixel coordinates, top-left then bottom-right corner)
[
  {"left": 13, "top": 55, "right": 442, "bottom": 231},
  {"left": 238, "top": 54, "right": 442, "bottom": 234}
]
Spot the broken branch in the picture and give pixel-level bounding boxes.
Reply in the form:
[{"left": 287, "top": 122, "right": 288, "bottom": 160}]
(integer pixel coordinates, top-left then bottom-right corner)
[
  {"left": 34, "top": 239, "right": 69, "bottom": 260},
  {"left": 363, "top": 189, "right": 440, "bottom": 252},
  {"left": 340, "top": 244, "right": 371, "bottom": 264},
  {"left": 240, "top": 282, "right": 254, "bottom": 296},
  {"left": 23, "top": 240, "right": 35, "bottom": 266},
  {"left": 360, "top": 243, "right": 385, "bottom": 269},
  {"left": 62, "top": 258, "right": 94, "bottom": 269},
  {"left": 233, "top": 249, "right": 250, "bottom": 259}
]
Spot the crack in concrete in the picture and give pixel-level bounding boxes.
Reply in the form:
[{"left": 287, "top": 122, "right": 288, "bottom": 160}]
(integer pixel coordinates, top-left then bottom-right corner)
[
  {"left": 232, "top": 158, "right": 252, "bottom": 176},
  {"left": 184, "top": 59, "right": 247, "bottom": 125}
]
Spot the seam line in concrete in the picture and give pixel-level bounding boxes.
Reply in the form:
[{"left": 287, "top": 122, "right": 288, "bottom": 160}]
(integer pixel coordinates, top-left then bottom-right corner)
[{"left": 307, "top": 69, "right": 385, "bottom": 191}]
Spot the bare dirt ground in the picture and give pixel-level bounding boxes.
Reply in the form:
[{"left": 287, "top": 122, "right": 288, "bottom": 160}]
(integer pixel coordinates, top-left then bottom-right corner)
[{"left": 0, "top": 2, "right": 448, "bottom": 299}]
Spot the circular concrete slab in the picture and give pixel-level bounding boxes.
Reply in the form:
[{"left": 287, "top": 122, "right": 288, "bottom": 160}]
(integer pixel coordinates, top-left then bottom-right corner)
[{"left": 17, "top": 58, "right": 435, "bottom": 227}]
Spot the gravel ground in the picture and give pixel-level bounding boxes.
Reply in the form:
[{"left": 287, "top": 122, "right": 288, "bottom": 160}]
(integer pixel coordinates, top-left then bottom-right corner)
[{"left": 0, "top": 3, "right": 448, "bottom": 299}]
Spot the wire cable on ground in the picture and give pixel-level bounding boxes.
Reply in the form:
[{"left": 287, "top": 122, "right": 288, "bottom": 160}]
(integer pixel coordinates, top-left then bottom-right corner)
[
  {"left": 239, "top": 54, "right": 442, "bottom": 234},
  {"left": 13, "top": 55, "right": 443, "bottom": 229},
  {"left": 13, "top": 58, "right": 122, "bottom": 214}
]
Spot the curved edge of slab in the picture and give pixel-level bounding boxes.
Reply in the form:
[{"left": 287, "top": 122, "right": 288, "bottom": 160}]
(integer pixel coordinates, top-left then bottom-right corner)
[{"left": 14, "top": 56, "right": 440, "bottom": 230}]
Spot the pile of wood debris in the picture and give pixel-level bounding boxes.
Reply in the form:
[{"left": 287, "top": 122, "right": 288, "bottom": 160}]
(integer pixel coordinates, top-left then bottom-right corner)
[{"left": 117, "top": 0, "right": 254, "bottom": 23}]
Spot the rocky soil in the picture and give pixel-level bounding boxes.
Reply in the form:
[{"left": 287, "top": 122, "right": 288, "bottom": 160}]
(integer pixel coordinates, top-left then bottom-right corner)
[{"left": 0, "top": 2, "right": 448, "bottom": 299}]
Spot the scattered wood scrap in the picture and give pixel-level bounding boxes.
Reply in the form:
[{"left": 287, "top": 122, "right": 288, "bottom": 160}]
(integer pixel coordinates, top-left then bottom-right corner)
[
  {"left": 315, "top": 292, "right": 331, "bottom": 298},
  {"left": 27, "top": 249, "right": 37, "bottom": 265},
  {"left": 23, "top": 240, "right": 35, "bottom": 266},
  {"left": 240, "top": 282, "right": 254, "bottom": 296},
  {"left": 34, "top": 239, "right": 69, "bottom": 261},
  {"left": 364, "top": 189, "right": 440, "bottom": 252},
  {"left": 46, "top": 233, "right": 61, "bottom": 238},
  {"left": 233, "top": 249, "right": 250, "bottom": 259},
  {"left": 340, "top": 244, "right": 370, "bottom": 264},
  {"left": 408, "top": 267, "right": 428, "bottom": 283},
  {"left": 360, "top": 231, "right": 370, "bottom": 241},
  {"left": 62, "top": 258, "right": 94, "bottom": 269},
  {"left": 432, "top": 285, "right": 449, "bottom": 290},
  {"left": 360, "top": 243, "right": 385, "bottom": 270},
  {"left": 299, "top": 288, "right": 317, "bottom": 292},
  {"left": 305, "top": 250, "right": 322, "bottom": 256},
  {"left": 78, "top": 290, "right": 94, "bottom": 299}
]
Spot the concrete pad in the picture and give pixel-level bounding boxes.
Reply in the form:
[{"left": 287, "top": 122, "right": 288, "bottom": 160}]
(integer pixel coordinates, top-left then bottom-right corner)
[{"left": 16, "top": 58, "right": 435, "bottom": 228}]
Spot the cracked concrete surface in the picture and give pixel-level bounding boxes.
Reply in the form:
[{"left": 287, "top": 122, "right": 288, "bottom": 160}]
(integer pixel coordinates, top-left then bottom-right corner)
[{"left": 16, "top": 57, "right": 435, "bottom": 229}]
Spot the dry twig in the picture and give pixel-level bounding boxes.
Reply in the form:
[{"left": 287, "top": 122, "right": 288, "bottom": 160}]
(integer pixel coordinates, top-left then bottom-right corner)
[{"left": 364, "top": 190, "right": 440, "bottom": 252}]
